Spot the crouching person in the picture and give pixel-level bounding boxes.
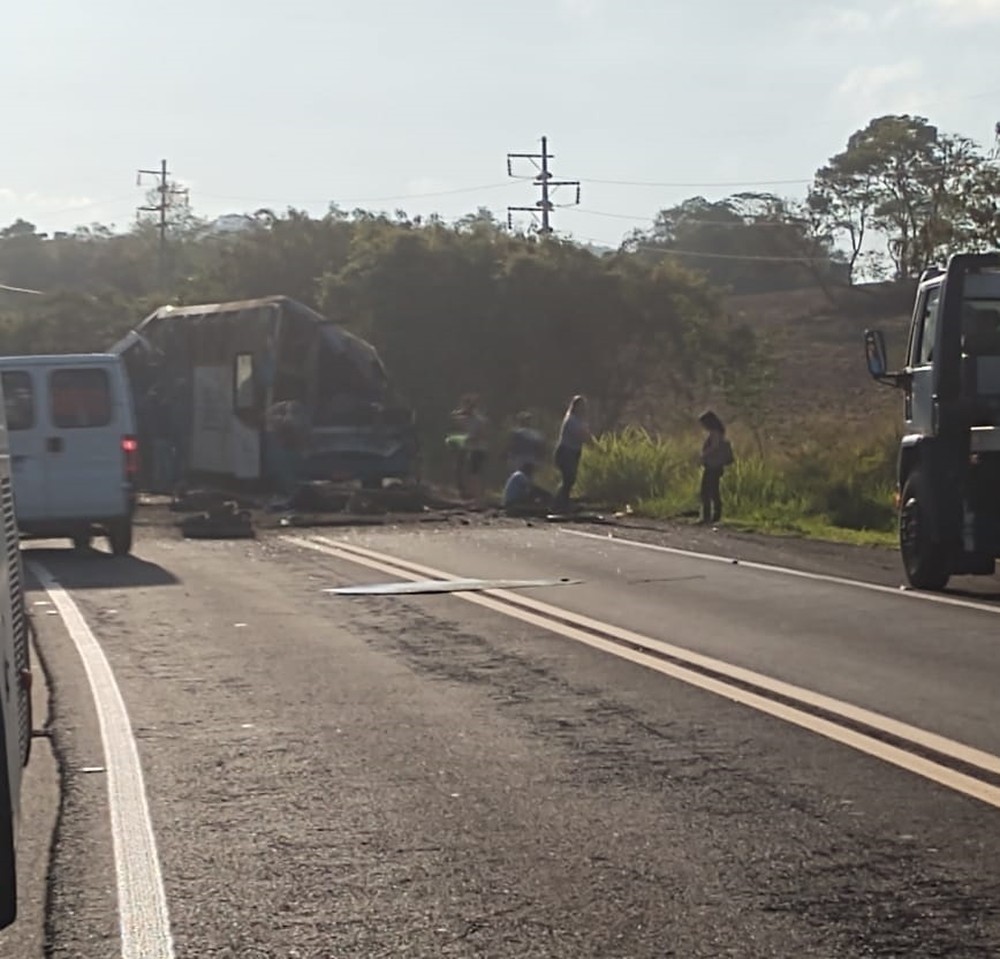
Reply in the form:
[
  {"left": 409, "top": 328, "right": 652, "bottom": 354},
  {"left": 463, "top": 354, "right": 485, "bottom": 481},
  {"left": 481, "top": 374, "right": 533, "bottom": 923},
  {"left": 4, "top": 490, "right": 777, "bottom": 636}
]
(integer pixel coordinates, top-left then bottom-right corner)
[{"left": 502, "top": 461, "right": 551, "bottom": 515}]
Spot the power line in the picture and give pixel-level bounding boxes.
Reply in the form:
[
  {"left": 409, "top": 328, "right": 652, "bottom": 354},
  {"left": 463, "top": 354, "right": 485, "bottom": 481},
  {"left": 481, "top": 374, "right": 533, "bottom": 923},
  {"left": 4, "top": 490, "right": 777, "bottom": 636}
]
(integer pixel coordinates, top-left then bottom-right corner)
[
  {"left": 7, "top": 195, "right": 137, "bottom": 218},
  {"left": 579, "top": 176, "right": 812, "bottom": 188},
  {"left": 0, "top": 283, "right": 43, "bottom": 296},
  {"left": 196, "top": 181, "right": 526, "bottom": 206},
  {"left": 507, "top": 136, "right": 580, "bottom": 235},
  {"left": 574, "top": 207, "right": 812, "bottom": 227},
  {"left": 633, "top": 244, "right": 830, "bottom": 263}
]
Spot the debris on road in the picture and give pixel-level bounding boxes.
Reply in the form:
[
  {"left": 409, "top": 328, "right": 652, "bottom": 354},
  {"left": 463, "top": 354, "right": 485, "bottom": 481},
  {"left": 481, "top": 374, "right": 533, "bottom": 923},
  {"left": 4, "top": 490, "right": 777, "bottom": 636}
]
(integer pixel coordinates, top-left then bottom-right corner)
[
  {"left": 545, "top": 511, "right": 615, "bottom": 524},
  {"left": 326, "top": 576, "right": 580, "bottom": 596},
  {"left": 179, "top": 502, "right": 255, "bottom": 540}
]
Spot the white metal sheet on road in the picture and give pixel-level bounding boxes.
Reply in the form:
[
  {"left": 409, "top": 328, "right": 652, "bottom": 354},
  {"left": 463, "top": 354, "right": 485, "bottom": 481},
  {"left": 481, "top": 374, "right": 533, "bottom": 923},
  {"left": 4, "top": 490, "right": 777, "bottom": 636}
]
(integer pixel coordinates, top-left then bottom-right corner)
[{"left": 28, "top": 560, "right": 175, "bottom": 959}]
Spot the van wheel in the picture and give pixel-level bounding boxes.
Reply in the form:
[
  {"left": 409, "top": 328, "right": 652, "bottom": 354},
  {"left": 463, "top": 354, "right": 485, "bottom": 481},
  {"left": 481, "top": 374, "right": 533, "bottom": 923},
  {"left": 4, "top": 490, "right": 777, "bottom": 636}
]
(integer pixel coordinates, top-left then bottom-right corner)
[
  {"left": 107, "top": 520, "right": 133, "bottom": 557},
  {"left": 899, "top": 471, "right": 950, "bottom": 591},
  {"left": 72, "top": 533, "right": 92, "bottom": 552}
]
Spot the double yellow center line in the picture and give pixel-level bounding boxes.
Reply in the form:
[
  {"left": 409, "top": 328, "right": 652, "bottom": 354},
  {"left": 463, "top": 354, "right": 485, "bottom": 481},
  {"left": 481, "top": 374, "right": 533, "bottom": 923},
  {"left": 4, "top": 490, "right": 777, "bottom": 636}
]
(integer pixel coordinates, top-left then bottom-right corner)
[{"left": 287, "top": 533, "right": 1000, "bottom": 811}]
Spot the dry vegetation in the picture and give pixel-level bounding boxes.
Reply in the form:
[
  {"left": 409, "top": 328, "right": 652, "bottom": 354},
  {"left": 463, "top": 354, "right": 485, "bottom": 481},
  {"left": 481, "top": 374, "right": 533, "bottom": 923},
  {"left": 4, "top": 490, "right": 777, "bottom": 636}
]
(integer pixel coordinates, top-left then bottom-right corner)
[
  {"left": 725, "top": 281, "right": 914, "bottom": 442},
  {"left": 578, "top": 282, "right": 918, "bottom": 544}
]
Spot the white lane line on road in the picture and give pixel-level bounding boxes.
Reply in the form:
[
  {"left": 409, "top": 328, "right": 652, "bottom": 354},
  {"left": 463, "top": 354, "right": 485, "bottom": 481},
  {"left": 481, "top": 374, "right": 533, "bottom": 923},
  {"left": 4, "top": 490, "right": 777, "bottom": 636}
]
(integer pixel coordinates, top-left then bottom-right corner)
[
  {"left": 28, "top": 561, "right": 175, "bottom": 959},
  {"left": 562, "top": 528, "right": 1000, "bottom": 616},
  {"left": 287, "top": 534, "right": 1000, "bottom": 810}
]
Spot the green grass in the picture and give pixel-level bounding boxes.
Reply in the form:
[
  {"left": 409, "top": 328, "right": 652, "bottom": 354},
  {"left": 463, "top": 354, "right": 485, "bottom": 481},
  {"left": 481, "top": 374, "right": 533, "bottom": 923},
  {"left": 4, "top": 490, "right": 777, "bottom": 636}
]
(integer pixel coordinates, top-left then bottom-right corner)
[{"left": 577, "top": 426, "right": 899, "bottom": 548}]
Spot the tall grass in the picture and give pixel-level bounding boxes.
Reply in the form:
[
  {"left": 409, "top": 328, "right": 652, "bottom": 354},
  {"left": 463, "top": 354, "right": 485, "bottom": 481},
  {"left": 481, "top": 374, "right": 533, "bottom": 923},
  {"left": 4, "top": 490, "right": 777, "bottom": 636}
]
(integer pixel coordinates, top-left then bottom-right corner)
[{"left": 578, "top": 426, "right": 898, "bottom": 543}]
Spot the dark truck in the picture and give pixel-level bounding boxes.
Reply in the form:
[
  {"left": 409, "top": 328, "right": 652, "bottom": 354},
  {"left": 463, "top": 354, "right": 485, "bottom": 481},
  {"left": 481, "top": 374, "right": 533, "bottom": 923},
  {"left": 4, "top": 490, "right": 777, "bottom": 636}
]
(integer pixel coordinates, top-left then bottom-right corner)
[
  {"left": 865, "top": 252, "right": 1000, "bottom": 590},
  {"left": 111, "top": 297, "right": 417, "bottom": 493}
]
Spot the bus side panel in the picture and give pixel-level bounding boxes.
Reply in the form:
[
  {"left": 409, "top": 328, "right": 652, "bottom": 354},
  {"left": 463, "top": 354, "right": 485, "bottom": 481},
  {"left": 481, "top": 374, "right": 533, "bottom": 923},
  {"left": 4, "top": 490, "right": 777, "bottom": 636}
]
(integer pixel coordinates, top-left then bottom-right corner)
[
  {"left": 2, "top": 472, "right": 30, "bottom": 769},
  {"left": 0, "top": 403, "right": 29, "bottom": 929},
  {"left": 0, "top": 470, "right": 19, "bottom": 929}
]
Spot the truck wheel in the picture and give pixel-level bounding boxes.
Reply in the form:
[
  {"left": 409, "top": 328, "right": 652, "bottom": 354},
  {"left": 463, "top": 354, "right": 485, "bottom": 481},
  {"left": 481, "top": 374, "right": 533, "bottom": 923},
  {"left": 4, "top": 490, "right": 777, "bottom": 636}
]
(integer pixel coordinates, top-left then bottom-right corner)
[
  {"left": 899, "top": 471, "right": 950, "bottom": 591},
  {"left": 107, "top": 520, "right": 133, "bottom": 557}
]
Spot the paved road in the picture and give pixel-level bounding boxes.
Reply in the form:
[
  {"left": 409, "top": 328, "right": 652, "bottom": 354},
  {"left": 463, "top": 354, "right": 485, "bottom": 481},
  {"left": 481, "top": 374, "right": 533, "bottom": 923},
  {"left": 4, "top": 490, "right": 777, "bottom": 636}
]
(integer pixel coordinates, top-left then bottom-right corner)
[{"left": 5, "top": 522, "right": 1000, "bottom": 958}]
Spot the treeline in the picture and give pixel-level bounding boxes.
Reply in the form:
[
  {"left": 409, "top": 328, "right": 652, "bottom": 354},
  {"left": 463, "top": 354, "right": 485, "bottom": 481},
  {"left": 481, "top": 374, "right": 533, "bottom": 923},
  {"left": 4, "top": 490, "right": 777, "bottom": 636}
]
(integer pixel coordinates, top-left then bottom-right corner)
[
  {"left": 0, "top": 211, "right": 761, "bottom": 451},
  {"left": 0, "top": 110, "right": 993, "bottom": 451},
  {"left": 629, "top": 114, "right": 1000, "bottom": 288}
]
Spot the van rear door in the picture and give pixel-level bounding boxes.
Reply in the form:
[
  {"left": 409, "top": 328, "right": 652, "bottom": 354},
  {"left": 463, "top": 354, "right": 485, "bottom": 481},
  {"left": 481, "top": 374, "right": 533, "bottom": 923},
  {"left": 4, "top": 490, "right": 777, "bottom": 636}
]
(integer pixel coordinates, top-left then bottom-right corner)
[
  {"left": 2, "top": 370, "right": 46, "bottom": 524},
  {"left": 45, "top": 365, "right": 128, "bottom": 519}
]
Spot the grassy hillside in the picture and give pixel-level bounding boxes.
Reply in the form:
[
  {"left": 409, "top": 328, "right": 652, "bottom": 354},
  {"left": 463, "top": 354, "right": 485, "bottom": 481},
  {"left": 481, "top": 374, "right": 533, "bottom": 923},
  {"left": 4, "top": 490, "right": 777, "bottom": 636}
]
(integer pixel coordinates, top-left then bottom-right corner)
[
  {"left": 577, "top": 281, "right": 919, "bottom": 544},
  {"left": 725, "top": 281, "right": 914, "bottom": 442}
]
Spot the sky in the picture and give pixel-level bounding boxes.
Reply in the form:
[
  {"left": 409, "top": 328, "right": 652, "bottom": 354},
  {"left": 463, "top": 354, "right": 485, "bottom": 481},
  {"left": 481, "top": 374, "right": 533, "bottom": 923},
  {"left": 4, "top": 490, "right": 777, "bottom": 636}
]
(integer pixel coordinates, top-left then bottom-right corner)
[{"left": 2, "top": 0, "right": 1000, "bottom": 250}]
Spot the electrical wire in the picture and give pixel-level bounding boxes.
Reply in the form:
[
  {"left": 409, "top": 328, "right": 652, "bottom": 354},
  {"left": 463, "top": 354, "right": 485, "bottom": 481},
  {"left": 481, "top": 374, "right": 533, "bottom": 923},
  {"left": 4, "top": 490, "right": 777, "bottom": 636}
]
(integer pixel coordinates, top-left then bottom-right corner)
[
  {"left": 632, "top": 244, "right": 831, "bottom": 263},
  {"left": 572, "top": 208, "right": 812, "bottom": 227},
  {"left": 6, "top": 195, "right": 137, "bottom": 217},
  {"left": 578, "top": 176, "right": 812, "bottom": 188},
  {"left": 551, "top": 234, "right": 832, "bottom": 263},
  {"left": 196, "top": 181, "right": 527, "bottom": 206}
]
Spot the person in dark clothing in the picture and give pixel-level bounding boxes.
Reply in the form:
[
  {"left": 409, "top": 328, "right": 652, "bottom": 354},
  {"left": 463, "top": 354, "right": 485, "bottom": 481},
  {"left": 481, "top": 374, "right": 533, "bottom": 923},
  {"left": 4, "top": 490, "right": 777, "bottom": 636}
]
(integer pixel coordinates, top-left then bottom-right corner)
[
  {"left": 553, "top": 395, "right": 592, "bottom": 512},
  {"left": 698, "top": 410, "right": 733, "bottom": 524}
]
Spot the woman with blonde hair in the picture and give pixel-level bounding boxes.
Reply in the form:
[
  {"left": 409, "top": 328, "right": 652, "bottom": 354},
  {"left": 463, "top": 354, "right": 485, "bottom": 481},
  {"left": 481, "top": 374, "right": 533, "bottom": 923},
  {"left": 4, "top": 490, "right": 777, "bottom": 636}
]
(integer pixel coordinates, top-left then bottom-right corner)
[{"left": 553, "top": 394, "right": 592, "bottom": 512}]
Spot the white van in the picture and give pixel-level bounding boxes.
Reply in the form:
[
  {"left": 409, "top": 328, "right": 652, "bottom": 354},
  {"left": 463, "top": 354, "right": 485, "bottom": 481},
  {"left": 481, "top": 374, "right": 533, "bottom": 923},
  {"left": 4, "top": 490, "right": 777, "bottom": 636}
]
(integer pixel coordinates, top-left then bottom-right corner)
[
  {"left": 0, "top": 377, "right": 31, "bottom": 929},
  {"left": 0, "top": 354, "right": 138, "bottom": 555}
]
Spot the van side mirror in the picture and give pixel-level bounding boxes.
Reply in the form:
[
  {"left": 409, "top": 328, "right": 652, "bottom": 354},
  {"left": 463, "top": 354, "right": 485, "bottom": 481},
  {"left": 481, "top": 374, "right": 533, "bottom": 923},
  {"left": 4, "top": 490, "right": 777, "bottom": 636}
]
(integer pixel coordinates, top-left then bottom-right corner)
[{"left": 865, "top": 329, "right": 888, "bottom": 379}]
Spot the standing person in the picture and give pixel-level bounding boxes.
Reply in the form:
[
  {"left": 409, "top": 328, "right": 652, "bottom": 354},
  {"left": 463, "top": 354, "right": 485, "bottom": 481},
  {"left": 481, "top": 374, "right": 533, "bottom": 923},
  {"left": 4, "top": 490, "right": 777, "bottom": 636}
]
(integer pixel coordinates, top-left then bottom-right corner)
[
  {"left": 450, "top": 395, "right": 488, "bottom": 502},
  {"left": 698, "top": 410, "right": 733, "bottom": 525},
  {"left": 553, "top": 394, "right": 592, "bottom": 512}
]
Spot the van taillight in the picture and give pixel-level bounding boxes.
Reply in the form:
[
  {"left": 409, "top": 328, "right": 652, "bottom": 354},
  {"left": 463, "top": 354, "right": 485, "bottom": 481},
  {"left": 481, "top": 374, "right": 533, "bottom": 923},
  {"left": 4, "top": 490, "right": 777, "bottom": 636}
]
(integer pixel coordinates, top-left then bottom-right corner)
[{"left": 122, "top": 436, "right": 140, "bottom": 478}]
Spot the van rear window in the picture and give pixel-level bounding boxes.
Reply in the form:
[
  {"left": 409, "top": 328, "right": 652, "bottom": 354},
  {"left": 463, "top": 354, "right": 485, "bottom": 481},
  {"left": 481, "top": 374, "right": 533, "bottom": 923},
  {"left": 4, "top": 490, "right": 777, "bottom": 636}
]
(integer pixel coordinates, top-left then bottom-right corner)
[
  {"left": 49, "top": 369, "right": 112, "bottom": 428},
  {"left": 1, "top": 371, "right": 34, "bottom": 430}
]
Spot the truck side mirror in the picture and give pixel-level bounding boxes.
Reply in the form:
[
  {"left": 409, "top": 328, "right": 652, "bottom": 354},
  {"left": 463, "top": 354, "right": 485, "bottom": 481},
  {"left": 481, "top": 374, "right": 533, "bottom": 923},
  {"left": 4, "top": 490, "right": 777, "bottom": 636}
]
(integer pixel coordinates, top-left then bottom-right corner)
[{"left": 864, "top": 329, "right": 889, "bottom": 380}]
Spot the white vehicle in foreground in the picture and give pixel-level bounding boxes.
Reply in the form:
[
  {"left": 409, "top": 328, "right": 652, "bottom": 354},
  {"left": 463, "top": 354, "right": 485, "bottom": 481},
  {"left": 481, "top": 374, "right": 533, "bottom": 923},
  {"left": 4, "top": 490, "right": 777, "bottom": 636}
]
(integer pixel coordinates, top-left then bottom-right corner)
[{"left": 0, "top": 354, "right": 139, "bottom": 555}]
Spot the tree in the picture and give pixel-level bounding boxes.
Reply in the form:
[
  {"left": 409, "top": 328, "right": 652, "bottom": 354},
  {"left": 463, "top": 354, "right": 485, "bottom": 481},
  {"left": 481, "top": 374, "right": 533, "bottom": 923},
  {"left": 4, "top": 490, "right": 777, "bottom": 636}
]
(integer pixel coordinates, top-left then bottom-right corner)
[
  {"left": 808, "top": 162, "right": 878, "bottom": 284},
  {"left": 625, "top": 193, "right": 844, "bottom": 294},
  {"left": 811, "top": 115, "right": 999, "bottom": 280}
]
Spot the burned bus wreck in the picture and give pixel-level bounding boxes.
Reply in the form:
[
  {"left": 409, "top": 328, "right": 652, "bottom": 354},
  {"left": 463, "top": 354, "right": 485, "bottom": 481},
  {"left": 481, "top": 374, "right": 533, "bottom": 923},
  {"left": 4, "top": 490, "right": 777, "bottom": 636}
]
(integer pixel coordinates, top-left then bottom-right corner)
[{"left": 111, "top": 296, "right": 417, "bottom": 492}]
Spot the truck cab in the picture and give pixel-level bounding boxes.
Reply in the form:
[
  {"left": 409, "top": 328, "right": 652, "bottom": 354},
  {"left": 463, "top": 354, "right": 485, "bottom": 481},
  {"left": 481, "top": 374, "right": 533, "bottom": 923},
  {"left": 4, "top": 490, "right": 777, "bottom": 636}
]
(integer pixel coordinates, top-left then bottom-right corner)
[{"left": 866, "top": 252, "right": 1000, "bottom": 590}]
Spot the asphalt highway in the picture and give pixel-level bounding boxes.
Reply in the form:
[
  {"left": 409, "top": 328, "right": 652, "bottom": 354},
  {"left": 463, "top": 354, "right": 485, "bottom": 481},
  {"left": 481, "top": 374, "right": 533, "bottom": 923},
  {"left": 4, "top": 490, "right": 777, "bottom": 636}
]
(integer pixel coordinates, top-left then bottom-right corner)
[{"left": 4, "top": 521, "right": 1000, "bottom": 958}]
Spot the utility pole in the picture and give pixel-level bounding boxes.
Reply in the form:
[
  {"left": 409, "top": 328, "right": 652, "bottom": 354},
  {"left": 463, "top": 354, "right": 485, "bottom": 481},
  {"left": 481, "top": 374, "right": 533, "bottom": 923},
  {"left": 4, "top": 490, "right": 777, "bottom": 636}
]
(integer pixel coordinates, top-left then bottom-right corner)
[
  {"left": 137, "top": 159, "right": 188, "bottom": 288},
  {"left": 506, "top": 136, "right": 580, "bottom": 236}
]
